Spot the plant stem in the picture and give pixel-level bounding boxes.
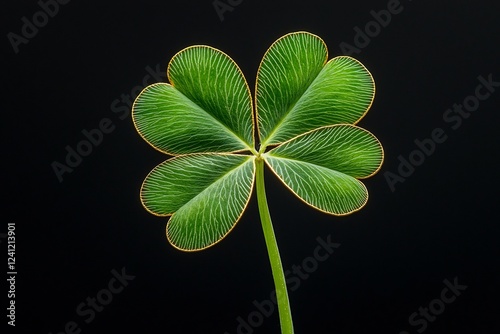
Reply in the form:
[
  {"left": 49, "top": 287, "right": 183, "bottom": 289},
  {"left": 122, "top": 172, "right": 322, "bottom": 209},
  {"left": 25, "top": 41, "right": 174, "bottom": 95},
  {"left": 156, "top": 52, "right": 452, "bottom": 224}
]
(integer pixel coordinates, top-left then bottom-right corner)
[{"left": 255, "top": 157, "right": 294, "bottom": 334}]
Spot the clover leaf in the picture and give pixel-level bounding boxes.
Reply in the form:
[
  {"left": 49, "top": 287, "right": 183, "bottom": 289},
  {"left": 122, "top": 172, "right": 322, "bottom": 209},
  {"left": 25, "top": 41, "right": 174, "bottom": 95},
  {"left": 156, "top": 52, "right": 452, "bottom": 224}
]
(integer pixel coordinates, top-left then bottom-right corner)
[{"left": 132, "top": 31, "right": 383, "bottom": 334}]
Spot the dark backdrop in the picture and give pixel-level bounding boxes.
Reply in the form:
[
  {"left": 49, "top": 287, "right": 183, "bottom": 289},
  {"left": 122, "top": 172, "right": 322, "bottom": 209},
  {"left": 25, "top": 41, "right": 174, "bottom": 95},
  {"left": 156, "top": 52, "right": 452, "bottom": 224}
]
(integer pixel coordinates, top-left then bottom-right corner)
[{"left": 3, "top": 1, "right": 499, "bottom": 333}]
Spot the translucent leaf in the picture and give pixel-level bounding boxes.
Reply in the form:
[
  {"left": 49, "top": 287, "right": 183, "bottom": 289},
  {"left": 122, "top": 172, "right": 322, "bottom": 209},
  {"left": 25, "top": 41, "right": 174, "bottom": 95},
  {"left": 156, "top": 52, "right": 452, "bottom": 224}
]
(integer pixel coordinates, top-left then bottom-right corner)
[
  {"left": 132, "top": 46, "right": 254, "bottom": 155},
  {"left": 141, "top": 154, "right": 255, "bottom": 251},
  {"left": 256, "top": 31, "right": 375, "bottom": 147},
  {"left": 264, "top": 125, "right": 383, "bottom": 215}
]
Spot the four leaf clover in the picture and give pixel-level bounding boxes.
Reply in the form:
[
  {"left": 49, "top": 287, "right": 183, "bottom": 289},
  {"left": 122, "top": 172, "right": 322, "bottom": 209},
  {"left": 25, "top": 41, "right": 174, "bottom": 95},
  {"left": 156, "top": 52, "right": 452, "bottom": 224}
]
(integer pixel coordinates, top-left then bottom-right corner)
[{"left": 132, "top": 31, "right": 384, "bottom": 252}]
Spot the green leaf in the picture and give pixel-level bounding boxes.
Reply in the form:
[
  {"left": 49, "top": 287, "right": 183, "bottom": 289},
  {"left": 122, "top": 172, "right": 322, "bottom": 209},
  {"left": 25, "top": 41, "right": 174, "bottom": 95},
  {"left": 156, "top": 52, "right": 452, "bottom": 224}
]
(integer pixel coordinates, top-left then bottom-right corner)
[
  {"left": 132, "top": 46, "right": 254, "bottom": 155},
  {"left": 140, "top": 154, "right": 255, "bottom": 251},
  {"left": 256, "top": 31, "right": 375, "bottom": 147},
  {"left": 264, "top": 125, "right": 383, "bottom": 215}
]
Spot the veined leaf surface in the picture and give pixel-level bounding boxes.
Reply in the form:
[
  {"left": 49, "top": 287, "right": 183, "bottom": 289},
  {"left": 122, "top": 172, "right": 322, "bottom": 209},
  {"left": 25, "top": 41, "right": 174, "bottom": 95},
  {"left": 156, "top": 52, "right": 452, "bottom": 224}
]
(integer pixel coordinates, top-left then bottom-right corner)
[
  {"left": 133, "top": 46, "right": 254, "bottom": 155},
  {"left": 264, "top": 125, "right": 383, "bottom": 215},
  {"left": 256, "top": 32, "right": 375, "bottom": 147},
  {"left": 141, "top": 154, "right": 255, "bottom": 251}
]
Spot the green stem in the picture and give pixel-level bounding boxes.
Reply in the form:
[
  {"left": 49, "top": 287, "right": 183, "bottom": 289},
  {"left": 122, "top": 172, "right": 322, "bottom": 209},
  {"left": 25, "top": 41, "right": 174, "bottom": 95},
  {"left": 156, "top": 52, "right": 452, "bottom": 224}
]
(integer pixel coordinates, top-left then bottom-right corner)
[{"left": 255, "top": 157, "right": 294, "bottom": 334}]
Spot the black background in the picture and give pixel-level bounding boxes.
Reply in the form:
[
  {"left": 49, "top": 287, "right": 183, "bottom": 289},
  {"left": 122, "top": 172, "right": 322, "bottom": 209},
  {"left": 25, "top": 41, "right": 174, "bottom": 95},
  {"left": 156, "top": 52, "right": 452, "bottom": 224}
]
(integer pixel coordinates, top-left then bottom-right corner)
[{"left": 3, "top": 0, "right": 500, "bottom": 333}]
